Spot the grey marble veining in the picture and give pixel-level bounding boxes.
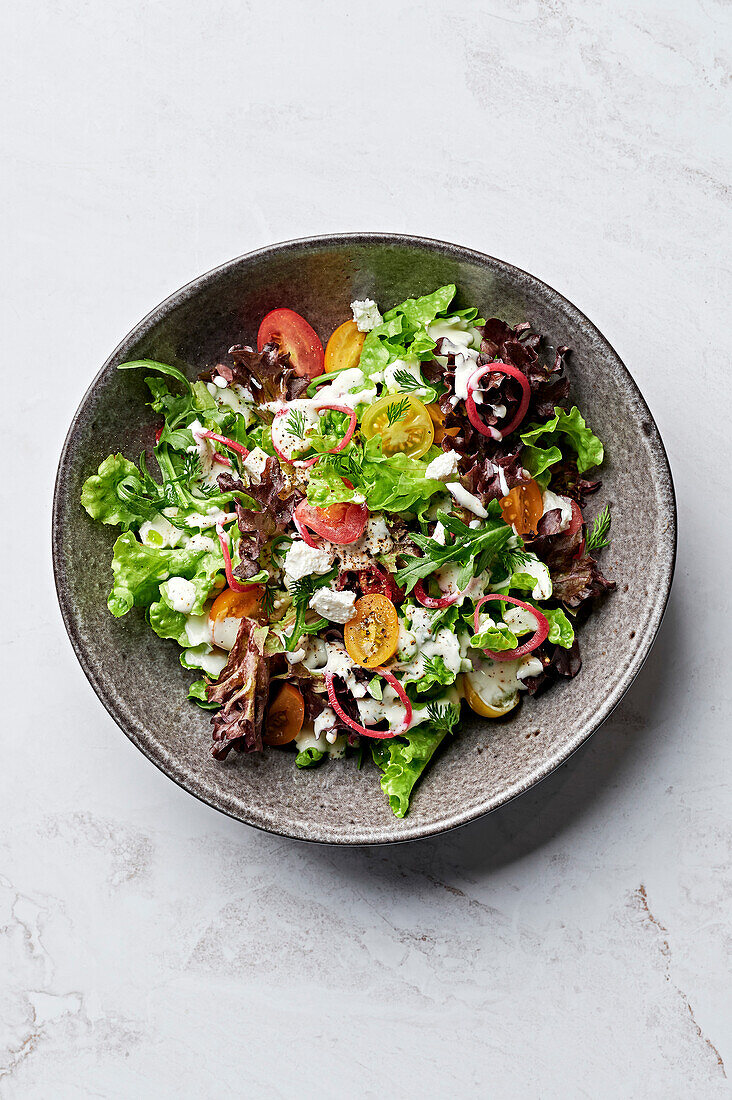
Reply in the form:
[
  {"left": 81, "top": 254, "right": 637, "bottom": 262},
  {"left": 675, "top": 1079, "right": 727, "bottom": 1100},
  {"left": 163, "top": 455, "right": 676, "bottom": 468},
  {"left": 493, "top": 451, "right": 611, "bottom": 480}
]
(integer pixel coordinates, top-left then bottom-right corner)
[{"left": 2, "top": 0, "right": 730, "bottom": 1096}]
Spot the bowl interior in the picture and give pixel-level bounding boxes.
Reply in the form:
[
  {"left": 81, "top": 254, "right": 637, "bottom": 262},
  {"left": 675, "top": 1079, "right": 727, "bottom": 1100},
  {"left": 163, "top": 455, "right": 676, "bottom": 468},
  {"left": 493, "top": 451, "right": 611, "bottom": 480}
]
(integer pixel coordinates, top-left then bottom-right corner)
[{"left": 53, "top": 235, "right": 675, "bottom": 843}]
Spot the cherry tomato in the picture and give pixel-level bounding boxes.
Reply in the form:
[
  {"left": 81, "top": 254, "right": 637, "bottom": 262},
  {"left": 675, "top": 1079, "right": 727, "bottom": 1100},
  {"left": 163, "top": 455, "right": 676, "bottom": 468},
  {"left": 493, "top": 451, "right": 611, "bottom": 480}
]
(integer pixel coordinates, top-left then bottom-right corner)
[
  {"left": 208, "top": 585, "right": 265, "bottom": 650},
  {"left": 294, "top": 497, "right": 368, "bottom": 546},
  {"left": 361, "top": 393, "right": 434, "bottom": 459},
  {"left": 566, "top": 500, "right": 584, "bottom": 538},
  {"left": 464, "top": 668, "right": 520, "bottom": 718},
  {"left": 264, "top": 683, "right": 305, "bottom": 745},
  {"left": 344, "top": 594, "right": 400, "bottom": 669},
  {"left": 257, "top": 308, "right": 324, "bottom": 379},
  {"left": 498, "top": 479, "right": 544, "bottom": 537},
  {"left": 324, "top": 320, "right": 365, "bottom": 373},
  {"left": 426, "top": 402, "right": 459, "bottom": 447}
]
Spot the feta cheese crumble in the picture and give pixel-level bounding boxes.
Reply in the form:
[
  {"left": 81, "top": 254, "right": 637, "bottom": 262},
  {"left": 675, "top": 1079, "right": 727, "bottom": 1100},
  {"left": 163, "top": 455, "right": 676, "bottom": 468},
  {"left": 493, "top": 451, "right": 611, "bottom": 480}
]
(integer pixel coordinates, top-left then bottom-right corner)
[
  {"left": 425, "top": 449, "right": 461, "bottom": 482},
  {"left": 351, "top": 298, "right": 382, "bottom": 332},
  {"left": 308, "top": 588, "right": 357, "bottom": 624},
  {"left": 284, "top": 541, "right": 335, "bottom": 582},
  {"left": 541, "top": 490, "right": 574, "bottom": 532}
]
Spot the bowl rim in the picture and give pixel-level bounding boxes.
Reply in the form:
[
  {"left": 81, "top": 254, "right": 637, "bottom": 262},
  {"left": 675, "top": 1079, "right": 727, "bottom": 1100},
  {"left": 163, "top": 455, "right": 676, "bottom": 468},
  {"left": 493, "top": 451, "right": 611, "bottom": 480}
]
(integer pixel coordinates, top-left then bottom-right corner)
[{"left": 52, "top": 232, "right": 677, "bottom": 845}]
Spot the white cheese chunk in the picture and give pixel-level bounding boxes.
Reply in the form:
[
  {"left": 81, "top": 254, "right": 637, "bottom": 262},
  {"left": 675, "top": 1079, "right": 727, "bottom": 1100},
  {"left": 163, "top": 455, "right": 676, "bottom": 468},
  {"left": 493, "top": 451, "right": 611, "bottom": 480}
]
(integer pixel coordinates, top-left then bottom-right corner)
[
  {"left": 308, "top": 588, "right": 357, "bottom": 624},
  {"left": 425, "top": 449, "right": 461, "bottom": 482},
  {"left": 350, "top": 298, "right": 383, "bottom": 332},
  {"left": 241, "top": 446, "right": 269, "bottom": 485},
  {"left": 284, "top": 541, "right": 335, "bottom": 581},
  {"left": 541, "top": 490, "right": 574, "bottom": 532}
]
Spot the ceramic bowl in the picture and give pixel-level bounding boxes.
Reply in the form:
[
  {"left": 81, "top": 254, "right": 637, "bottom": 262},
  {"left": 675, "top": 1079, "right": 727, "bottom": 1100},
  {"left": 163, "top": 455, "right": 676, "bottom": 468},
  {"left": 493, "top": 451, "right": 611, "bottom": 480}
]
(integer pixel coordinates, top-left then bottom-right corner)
[{"left": 53, "top": 234, "right": 676, "bottom": 844}]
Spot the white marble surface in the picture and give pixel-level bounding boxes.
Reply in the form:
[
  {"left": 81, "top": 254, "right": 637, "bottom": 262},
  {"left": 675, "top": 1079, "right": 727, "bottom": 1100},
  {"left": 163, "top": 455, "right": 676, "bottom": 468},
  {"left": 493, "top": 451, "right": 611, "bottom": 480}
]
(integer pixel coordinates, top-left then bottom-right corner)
[{"left": 2, "top": 0, "right": 730, "bottom": 1095}]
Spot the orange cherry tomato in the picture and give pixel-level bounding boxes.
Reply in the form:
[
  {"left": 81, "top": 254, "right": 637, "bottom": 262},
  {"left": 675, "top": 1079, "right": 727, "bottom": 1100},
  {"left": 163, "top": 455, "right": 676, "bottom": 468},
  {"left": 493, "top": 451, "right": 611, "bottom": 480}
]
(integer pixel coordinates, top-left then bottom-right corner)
[
  {"left": 264, "top": 683, "right": 305, "bottom": 745},
  {"left": 426, "top": 402, "right": 459, "bottom": 447},
  {"left": 324, "top": 320, "right": 366, "bottom": 373},
  {"left": 499, "top": 479, "right": 544, "bottom": 537},
  {"left": 344, "top": 594, "right": 399, "bottom": 669},
  {"left": 209, "top": 585, "right": 264, "bottom": 624},
  {"left": 257, "top": 308, "right": 324, "bottom": 378}
]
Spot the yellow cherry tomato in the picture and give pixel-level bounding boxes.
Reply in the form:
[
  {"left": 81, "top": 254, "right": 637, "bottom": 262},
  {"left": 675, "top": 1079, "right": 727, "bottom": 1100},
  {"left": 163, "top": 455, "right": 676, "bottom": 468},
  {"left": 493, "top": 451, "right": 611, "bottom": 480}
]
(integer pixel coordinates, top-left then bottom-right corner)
[
  {"left": 361, "top": 393, "right": 434, "bottom": 459},
  {"left": 464, "top": 669, "right": 520, "bottom": 718},
  {"left": 209, "top": 585, "right": 264, "bottom": 624},
  {"left": 324, "top": 320, "right": 366, "bottom": 373},
  {"left": 344, "top": 594, "right": 400, "bottom": 669}
]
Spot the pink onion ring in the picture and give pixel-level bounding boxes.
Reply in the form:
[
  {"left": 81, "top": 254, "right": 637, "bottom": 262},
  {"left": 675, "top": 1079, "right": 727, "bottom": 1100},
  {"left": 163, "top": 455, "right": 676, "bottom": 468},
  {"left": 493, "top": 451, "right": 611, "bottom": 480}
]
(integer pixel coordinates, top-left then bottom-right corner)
[
  {"left": 414, "top": 578, "right": 461, "bottom": 609},
  {"left": 465, "top": 362, "right": 531, "bottom": 440},
  {"left": 473, "top": 594, "right": 549, "bottom": 660},
  {"left": 199, "top": 430, "right": 249, "bottom": 458},
  {"left": 215, "top": 522, "right": 247, "bottom": 593},
  {"left": 323, "top": 667, "right": 412, "bottom": 739}
]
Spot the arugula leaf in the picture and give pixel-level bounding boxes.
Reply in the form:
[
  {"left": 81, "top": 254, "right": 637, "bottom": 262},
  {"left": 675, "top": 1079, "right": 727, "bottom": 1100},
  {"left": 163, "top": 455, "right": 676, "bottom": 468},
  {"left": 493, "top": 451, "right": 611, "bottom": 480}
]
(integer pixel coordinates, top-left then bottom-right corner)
[
  {"left": 395, "top": 504, "right": 512, "bottom": 594},
  {"left": 107, "top": 533, "right": 223, "bottom": 617},
  {"left": 520, "top": 406, "right": 604, "bottom": 475},
  {"left": 81, "top": 454, "right": 146, "bottom": 530},
  {"left": 118, "top": 359, "right": 192, "bottom": 389},
  {"left": 371, "top": 723, "right": 449, "bottom": 818},
  {"left": 586, "top": 504, "right": 612, "bottom": 551}
]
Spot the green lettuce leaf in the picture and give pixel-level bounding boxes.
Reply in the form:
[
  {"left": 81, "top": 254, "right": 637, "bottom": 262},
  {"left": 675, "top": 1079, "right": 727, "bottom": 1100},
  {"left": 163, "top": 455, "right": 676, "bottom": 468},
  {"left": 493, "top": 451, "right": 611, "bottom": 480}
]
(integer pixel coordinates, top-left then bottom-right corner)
[
  {"left": 306, "top": 438, "right": 444, "bottom": 515},
  {"left": 81, "top": 454, "right": 145, "bottom": 530},
  {"left": 541, "top": 607, "right": 575, "bottom": 648},
  {"left": 107, "top": 532, "right": 223, "bottom": 617},
  {"left": 404, "top": 655, "right": 456, "bottom": 694},
  {"left": 295, "top": 748, "right": 326, "bottom": 768},
  {"left": 359, "top": 284, "right": 457, "bottom": 378},
  {"left": 520, "top": 406, "right": 604, "bottom": 474},
  {"left": 148, "top": 599, "right": 188, "bottom": 645},
  {"left": 471, "top": 622, "right": 518, "bottom": 652},
  {"left": 188, "top": 679, "right": 219, "bottom": 709},
  {"left": 371, "top": 724, "right": 447, "bottom": 818}
]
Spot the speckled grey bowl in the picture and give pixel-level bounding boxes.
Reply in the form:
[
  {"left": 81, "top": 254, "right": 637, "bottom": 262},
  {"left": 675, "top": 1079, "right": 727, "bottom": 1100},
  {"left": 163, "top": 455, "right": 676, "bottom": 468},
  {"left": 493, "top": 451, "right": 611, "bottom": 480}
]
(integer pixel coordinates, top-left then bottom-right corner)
[{"left": 53, "top": 234, "right": 676, "bottom": 844}]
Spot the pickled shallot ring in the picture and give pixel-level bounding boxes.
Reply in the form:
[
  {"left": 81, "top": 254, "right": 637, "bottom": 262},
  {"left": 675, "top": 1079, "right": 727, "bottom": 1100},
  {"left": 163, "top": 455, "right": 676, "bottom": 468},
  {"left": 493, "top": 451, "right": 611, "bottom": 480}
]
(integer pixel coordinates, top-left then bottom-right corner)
[
  {"left": 323, "top": 668, "right": 412, "bottom": 739},
  {"left": 199, "top": 430, "right": 249, "bottom": 458},
  {"left": 465, "top": 362, "right": 531, "bottom": 440},
  {"left": 215, "top": 522, "right": 247, "bottom": 593},
  {"left": 414, "top": 578, "right": 461, "bottom": 609},
  {"left": 473, "top": 594, "right": 549, "bottom": 661}
]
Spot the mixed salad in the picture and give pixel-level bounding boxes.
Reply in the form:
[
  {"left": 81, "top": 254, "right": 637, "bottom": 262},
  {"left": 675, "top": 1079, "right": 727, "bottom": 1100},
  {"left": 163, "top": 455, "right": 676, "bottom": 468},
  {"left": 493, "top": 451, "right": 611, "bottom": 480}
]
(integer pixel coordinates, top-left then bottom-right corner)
[{"left": 81, "top": 284, "right": 615, "bottom": 817}]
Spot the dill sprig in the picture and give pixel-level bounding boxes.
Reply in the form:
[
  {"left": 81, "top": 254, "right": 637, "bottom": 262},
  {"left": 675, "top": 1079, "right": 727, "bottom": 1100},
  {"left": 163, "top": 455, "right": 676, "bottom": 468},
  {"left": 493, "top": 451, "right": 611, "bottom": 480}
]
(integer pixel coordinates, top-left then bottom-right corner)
[
  {"left": 427, "top": 702, "right": 461, "bottom": 735},
  {"left": 386, "top": 397, "right": 410, "bottom": 426},
  {"left": 392, "top": 369, "right": 424, "bottom": 393},
  {"left": 287, "top": 409, "right": 307, "bottom": 439},
  {"left": 586, "top": 504, "right": 612, "bottom": 552}
]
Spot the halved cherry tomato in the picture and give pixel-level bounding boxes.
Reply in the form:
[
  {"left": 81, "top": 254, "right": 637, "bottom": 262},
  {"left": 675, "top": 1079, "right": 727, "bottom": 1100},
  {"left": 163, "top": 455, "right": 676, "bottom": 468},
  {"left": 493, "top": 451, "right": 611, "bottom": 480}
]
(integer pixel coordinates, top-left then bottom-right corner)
[
  {"left": 257, "top": 308, "right": 324, "bottom": 379},
  {"left": 361, "top": 393, "right": 434, "bottom": 459},
  {"left": 566, "top": 500, "right": 584, "bottom": 538},
  {"left": 426, "top": 402, "right": 459, "bottom": 447},
  {"left": 464, "top": 669, "right": 519, "bottom": 718},
  {"left": 209, "top": 585, "right": 264, "bottom": 624},
  {"left": 499, "top": 479, "right": 544, "bottom": 537},
  {"left": 264, "top": 683, "right": 305, "bottom": 745},
  {"left": 294, "top": 497, "right": 368, "bottom": 546},
  {"left": 344, "top": 594, "right": 399, "bottom": 669},
  {"left": 208, "top": 585, "right": 265, "bottom": 650},
  {"left": 324, "top": 320, "right": 365, "bottom": 373}
]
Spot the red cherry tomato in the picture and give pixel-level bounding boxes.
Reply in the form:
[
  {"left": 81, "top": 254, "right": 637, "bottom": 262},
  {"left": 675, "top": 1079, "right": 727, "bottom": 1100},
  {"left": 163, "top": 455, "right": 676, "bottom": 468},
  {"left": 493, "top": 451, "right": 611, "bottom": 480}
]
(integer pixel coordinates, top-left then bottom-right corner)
[
  {"left": 566, "top": 500, "right": 584, "bottom": 538},
  {"left": 294, "top": 498, "right": 368, "bottom": 546},
  {"left": 257, "top": 308, "right": 324, "bottom": 378}
]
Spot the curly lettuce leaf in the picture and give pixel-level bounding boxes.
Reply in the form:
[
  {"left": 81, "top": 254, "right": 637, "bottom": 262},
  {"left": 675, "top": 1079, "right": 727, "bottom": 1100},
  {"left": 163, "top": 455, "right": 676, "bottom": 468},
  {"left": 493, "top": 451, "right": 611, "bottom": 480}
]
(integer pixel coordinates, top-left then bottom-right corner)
[
  {"left": 520, "top": 406, "right": 604, "bottom": 475},
  {"left": 81, "top": 455, "right": 145, "bottom": 530},
  {"left": 188, "top": 679, "right": 219, "bottom": 709},
  {"left": 306, "top": 438, "right": 443, "bottom": 515},
  {"left": 371, "top": 724, "right": 448, "bottom": 818},
  {"left": 295, "top": 748, "right": 326, "bottom": 768},
  {"left": 148, "top": 599, "right": 188, "bottom": 644},
  {"left": 540, "top": 607, "right": 575, "bottom": 648},
  {"left": 471, "top": 621, "right": 518, "bottom": 652},
  {"left": 107, "top": 532, "right": 223, "bottom": 617},
  {"left": 359, "top": 284, "right": 457, "bottom": 378}
]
